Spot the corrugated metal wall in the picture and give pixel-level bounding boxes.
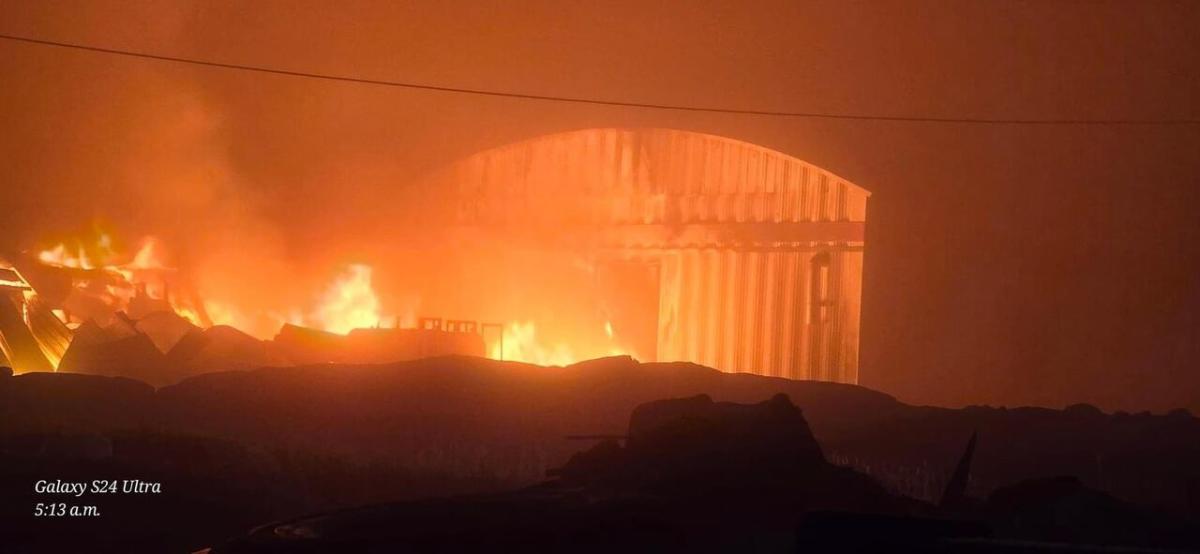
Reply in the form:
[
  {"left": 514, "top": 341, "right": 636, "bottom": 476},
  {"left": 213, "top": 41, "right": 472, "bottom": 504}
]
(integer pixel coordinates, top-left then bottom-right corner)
[
  {"left": 656, "top": 248, "right": 861, "bottom": 382},
  {"left": 432, "top": 128, "right": 868, "bottom": 384}
]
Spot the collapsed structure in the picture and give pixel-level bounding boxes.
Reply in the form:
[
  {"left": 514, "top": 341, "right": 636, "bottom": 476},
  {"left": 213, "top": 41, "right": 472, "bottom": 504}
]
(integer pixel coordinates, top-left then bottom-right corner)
[
  {"left": 0, "top": 259, "right": 72, "bottom": 371},
  {"left": 426, "top": 128, "right": 870, "bottom": 382},
  {"left": 0, "top": 255, "right": 484, "bottom": 385}
]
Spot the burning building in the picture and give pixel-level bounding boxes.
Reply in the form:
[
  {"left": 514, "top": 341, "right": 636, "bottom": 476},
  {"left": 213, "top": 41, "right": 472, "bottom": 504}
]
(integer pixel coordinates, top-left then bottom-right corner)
[
  {"left": 424, "top": 128, "right": 869, "bottom": 383},
  {"left": 2, "top": 128, "right": 868, "bottom": 385}
]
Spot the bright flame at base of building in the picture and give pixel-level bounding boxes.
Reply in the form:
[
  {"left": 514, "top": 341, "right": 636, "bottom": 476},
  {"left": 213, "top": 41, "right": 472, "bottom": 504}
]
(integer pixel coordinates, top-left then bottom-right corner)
[{"left": 489, "top": 320, "right": 633, "bottom": 367}]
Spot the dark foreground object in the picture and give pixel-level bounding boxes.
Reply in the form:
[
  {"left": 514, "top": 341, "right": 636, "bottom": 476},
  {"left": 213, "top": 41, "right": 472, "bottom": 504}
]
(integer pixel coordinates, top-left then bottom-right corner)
[
  {"left": 2, "top": 357, "right": 1199, "bottom": 552},
  {"left": 210, "top": 395, "right": 1199, "bottom": 553}
]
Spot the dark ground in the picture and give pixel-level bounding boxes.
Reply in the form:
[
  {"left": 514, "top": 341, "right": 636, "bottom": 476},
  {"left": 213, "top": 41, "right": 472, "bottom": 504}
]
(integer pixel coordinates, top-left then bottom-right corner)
[{"left": 1, "top": 356, "right": 1198, "bottom": 552}]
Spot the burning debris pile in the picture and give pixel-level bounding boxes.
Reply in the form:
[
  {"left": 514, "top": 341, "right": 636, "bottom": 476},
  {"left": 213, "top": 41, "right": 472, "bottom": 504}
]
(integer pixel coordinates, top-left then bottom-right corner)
[
  {"left": 0, "top": 234, "right": 213, "bottom": 374},
  {"left": 0, "top": 234, "right": 489, "bottom": 385}
]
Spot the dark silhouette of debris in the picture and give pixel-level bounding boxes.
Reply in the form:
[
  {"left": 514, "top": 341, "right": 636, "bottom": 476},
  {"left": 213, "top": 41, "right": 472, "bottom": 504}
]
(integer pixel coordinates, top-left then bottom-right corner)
[
  {"left": 272, "top": 323, "right": 485, "bottom": 365},
  {"left": 205, "top": 394, "right": 1199, "bottom": 552},
  {"left": 8, "top": 355, "right": 1200, "bottom": 515},
  {"left": 167, "top": 324, "right": 277, "bottom": 374},
  {"left": 57, "top": 323, "right": 169, "bottom": 385},
  {"left": 3, "top": 356, "right": 1200, "bottom": 552},
  {"left": 133, "top": 310, "right": 199, "bottom": 353},
  {"left": 0, "top": 372, "right": 155, "bottom": 435},
  {"left": 984, "top": 476, "right": 1198, "bottom": 549},
  {"left": 940, "top": 431, "right": 977, "bottom": 508},
  {"left": 209, "top": 394, "right": 919, "bottom": 552}
]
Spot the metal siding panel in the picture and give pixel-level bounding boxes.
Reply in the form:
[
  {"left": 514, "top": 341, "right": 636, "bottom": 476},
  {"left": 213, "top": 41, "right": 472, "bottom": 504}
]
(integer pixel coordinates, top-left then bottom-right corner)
[
  {"left": 734, "top": 251, "right": 753, "bottom": 373},
  {"left": 777, "top": 253, "right": 796, "bottom": 378},
  {"left": 747, "top": 251, "right": 769, "bottom": 374},
  {"left": 656, "top": 252, "right": 682, "bottom": 363},
  {"left": 765, "top": 252, "right": 786, "bottom": 377},
  {"left": 702, "top": 249, "right": 721, "bottom": 369},
  {"left": 682, "top": 250, "right": 699, "bottom": 364},
  {"left": 773, "top": 253, "right": 791, "bottom": 376},
  {"left": 718, "top": 250, "right": 738, "bottom": 372}
]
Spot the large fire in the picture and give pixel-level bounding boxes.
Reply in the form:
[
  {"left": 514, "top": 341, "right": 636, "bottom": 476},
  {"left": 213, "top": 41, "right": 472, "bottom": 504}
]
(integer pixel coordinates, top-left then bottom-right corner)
[
  {"left": 33, "top": 234, "right": 403, "bottom": 338},
  {"left": 16, "top": 231, "right": 632, "bottom": 371},
  {"left": 310, "top": 264, "right": 384, "bottom": 334}
]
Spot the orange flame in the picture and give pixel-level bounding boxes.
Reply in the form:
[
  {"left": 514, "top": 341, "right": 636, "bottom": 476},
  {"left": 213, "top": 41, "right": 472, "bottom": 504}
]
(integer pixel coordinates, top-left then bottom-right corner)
[
  {"left": 36, "top": 233, "right": 115, "bottom": 269},
  {"left": 194, "top": 264, "right": 397, "bottom": 337},
  {"left": 489, "top": 320, "right": 633, "bottom": 366},
  {"left": 490, "top": 321, "right": 576, "bottom": 366},
  {"left": 35, "top": 234, "right": 195, "bottom": 321},
  {"left": 35, "top": 233, "right": 630, "bottom": 367},
  {"left": 309, "top": 264, "right": 384, "bottom": 334},
  {"left": 38, "top": 234, "right": 168, "bottom": 274},
  {"left": 35, "top": 232, "right": 410, "bottom": 337}
]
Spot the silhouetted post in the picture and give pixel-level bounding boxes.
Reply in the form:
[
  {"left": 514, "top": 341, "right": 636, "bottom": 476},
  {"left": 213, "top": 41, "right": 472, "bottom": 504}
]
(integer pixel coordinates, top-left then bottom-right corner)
[{"left": 940, "top": 432, "right": 977, "bottom": 508}]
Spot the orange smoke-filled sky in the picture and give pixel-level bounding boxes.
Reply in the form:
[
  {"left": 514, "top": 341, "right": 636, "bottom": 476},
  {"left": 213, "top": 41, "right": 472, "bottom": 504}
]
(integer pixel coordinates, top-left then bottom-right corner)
[{"left": 1, "top": 0, "right": 1198, "bottom": 412}]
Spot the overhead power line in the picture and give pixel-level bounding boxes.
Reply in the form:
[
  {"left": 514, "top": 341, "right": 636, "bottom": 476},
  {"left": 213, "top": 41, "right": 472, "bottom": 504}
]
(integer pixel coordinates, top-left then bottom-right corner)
[{"left": 2, "top": 32, "right": 1197, "bottom": 126}]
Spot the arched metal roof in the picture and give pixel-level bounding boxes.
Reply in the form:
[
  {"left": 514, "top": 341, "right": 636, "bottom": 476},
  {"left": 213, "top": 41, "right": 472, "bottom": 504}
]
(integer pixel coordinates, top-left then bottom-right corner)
[{"left": 427, "top": 128, "right": 869, "bottom": 228}]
